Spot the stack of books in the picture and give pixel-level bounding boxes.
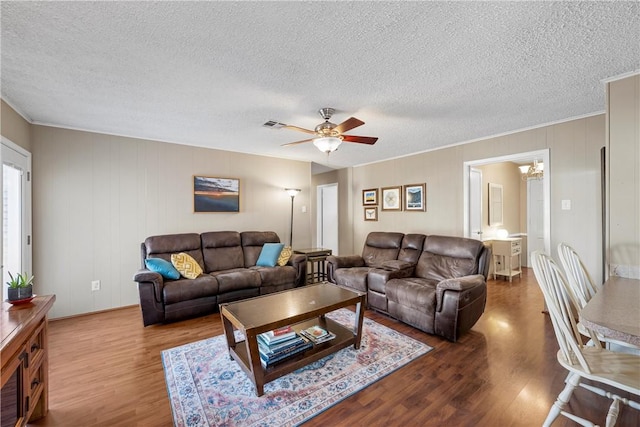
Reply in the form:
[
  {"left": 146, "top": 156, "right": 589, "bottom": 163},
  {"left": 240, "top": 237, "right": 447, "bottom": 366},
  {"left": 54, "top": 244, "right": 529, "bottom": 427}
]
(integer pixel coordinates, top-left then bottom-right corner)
[
  {"left": 257, "top": 326, "right": 312, "bottom": 367},
  {"left": 299, "top": 325, "right": 336, "bottom": 344}
]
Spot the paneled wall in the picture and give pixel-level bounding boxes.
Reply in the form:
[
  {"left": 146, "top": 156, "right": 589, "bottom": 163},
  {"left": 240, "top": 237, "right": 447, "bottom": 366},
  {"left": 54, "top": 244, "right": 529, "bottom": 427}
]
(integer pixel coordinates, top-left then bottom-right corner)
[
  {"left": 1, "top": 99, "right": 31, "bottom": 150},
  {"left": 30, "top": 125, "right": 312, "bottom": 318},
  {"left": 607, "top": 74, "right": 640, "bottom": 279},
  {"left": 351, "top": 115, "right": 606, "bottom": 283}
]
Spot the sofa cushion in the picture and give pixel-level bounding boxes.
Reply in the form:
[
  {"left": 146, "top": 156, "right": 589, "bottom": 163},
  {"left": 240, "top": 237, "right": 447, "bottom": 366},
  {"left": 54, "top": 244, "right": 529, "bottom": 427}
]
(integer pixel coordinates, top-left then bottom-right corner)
[
  {"left": 162, "top": 275, "right": 219, "bottom": 304},
  {"left": 415, "top": 235, "right": 484, "bottom": 281},
  {"left": 241, "top": 231, "right": 281, "bottom": 266},
  {"left": 386, "top": 277, "right": 438, "bottom": 313},
  {"left": 171, "top": 252, "right": 204, "bottom": 279},
  {"left": 201, "top": 231, "right": 245, "bottom": 272},
  {"left": 251, "top": 265, "right": 296, "bottom": 287},
  {"left": 256, "top": 243, "right": 284, "bottom": 267},
  {"left": 398, "top": 234, "right": 427, "bottom": 263},
  {"left": 145, "top": 257, "right": 180, "bottom": 280},
  {"left": 333, "top": 267, "right": 372, "bottom": 292},
  {"left": 143, "top": 233, "right": 204, "bottom": 269},
  {"left": 277, "top": 246, "right": 292, "bottom": 266},
  {"left": 211, "top": 269, "right": 262, "bottom": 293},
  {"left": 361, "top": 232, "right": 405, "bottom": 267}
]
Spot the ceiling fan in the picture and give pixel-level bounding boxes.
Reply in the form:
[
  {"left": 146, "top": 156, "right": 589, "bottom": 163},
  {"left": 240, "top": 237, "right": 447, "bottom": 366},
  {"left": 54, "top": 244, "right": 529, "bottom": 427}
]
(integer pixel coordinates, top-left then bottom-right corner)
[{"left": 263, "top": 108, "right": 378, "bottom": 154}]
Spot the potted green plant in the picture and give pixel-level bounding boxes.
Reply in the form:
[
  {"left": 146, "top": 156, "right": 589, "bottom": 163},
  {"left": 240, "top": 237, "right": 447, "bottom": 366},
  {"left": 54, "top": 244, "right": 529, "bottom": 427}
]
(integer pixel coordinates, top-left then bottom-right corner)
[{"left": 6, "top": 272, "right": 34, "bottom": 302}]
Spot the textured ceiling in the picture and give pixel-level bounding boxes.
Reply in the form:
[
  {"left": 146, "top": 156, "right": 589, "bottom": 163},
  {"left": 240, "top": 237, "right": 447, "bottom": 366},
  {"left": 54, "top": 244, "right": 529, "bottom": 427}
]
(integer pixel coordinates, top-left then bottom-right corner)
[{"left": 2, "top": 2, "right": 639, "bottom": 170}]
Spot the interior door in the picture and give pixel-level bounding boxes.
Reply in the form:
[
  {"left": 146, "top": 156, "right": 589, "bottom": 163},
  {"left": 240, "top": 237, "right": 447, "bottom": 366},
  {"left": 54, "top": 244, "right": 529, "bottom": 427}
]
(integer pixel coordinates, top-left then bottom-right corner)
[
  {"left": 2, "top": 139, "right": 32, "bottom": 302},
  {"left": 469, "top": 168, "right": 483, "bottom": 240},
  {"left": 527, "top": 178, "right": 545, "bottom": 267},
  {"left": 317, "top": 183, "right": 338, "bottom": 255}
]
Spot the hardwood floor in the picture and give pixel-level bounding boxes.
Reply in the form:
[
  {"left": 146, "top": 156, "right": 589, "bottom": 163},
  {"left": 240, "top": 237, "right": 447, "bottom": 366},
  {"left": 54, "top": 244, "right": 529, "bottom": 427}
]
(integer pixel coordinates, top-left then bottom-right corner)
[{"left": 30, "top": 268, "right": 639, "bottom": 426}]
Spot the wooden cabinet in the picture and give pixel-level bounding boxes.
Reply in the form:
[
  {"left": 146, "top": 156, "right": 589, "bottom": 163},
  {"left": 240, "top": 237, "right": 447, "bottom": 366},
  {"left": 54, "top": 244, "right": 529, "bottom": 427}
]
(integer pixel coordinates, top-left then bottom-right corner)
[
  {"left": 1, "top": 295, "right": 55, "bottom": 427},
  {"left": 491, "top": 238, "right": 522, "bottom": 282}
]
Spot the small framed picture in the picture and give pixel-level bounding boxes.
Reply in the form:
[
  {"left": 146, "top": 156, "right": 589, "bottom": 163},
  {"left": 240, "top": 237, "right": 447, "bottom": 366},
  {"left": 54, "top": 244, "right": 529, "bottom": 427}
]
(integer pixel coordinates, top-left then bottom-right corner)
[
  {"left": 381, "top": 186, "right": 402, "bottom": 211},
  {"left": 364, "top": 207, "right": 378, "bottom": 221},
  {"left": 404, "top": 183, "right": 426, "bottom": 212},
  {"left": 362, "top": 188, "right": 378, "bottom": 205}
]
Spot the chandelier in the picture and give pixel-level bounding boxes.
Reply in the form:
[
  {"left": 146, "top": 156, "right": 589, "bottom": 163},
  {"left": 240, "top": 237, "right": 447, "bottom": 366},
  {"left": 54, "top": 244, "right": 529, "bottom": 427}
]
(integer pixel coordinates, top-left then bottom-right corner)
[{"left": 519, "top": 160, "right": 544, "bottom": 180}]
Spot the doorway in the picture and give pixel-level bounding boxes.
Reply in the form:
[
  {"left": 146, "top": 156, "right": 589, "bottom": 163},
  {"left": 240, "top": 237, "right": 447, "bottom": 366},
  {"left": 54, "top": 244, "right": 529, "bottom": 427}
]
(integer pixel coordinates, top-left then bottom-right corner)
[
  {"left": 316, "top": 183, "right": 339, "bottom": 255},
  {"left": 2, "top": 138, "right": 32, "bottom": 302},
  {"left": 463, "top": 149, "right": 551, "bottom": 258}
]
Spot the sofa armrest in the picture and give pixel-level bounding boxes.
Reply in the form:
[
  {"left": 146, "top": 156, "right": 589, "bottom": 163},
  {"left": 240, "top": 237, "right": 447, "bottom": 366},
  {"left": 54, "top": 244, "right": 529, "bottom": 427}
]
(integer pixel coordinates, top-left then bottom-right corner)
[
  {"left": 133, "top": 269, "right": 164, "bottom": 303},
  {"left": 287, "top": 254, "right": 307, "bottom": 286},
  {"left": 326, "top": 255, "right": 365, "bottom": 283},
  {"left": 379, "top": 260, "right": 415, "bottom": 272},
  {"left": 435, "top": 274, "right": 485, "bottom": 312},
  {"left": 327, "top": 255, "right": 365, "bottom": 268}
]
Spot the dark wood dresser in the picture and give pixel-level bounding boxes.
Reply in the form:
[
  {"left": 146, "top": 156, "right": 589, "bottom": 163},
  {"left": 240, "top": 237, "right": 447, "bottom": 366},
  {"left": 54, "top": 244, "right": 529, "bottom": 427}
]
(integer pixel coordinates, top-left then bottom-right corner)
[{"left": 1, "top": 295, "right": 55, "bottom": 427}]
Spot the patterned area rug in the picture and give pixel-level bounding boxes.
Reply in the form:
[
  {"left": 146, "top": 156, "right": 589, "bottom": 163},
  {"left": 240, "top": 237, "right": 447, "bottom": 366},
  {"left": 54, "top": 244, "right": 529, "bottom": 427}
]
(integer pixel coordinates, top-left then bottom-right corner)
[{"left": 162, "top": 309, "right": 433, "bottom": 427}]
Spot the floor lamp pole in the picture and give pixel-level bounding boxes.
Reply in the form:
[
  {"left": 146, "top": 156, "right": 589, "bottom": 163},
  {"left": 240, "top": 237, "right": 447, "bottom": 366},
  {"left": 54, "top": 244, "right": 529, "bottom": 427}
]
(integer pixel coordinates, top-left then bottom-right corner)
[
  {"left": 285, "top": 188, "right": 301, "bottom": 247},
  {"left": 289, "top": 195, "right": 295, "bottom": 246}
]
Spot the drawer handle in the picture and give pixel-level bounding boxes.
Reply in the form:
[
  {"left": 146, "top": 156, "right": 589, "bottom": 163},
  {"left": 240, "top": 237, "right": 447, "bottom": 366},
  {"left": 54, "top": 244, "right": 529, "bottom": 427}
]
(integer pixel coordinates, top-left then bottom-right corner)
[
  {"left": 31, "top": 378, "right": 40, "bottom": 389},
  {"left": 31, "top": 343, "right": 40, "bottom": 352}
]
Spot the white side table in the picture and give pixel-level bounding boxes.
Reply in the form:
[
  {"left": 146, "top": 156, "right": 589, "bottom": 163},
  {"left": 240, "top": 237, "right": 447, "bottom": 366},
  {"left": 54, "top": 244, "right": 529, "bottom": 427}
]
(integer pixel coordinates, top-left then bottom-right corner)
[{"left": 491, "top": 238, "right": 522, "bottom": 282}]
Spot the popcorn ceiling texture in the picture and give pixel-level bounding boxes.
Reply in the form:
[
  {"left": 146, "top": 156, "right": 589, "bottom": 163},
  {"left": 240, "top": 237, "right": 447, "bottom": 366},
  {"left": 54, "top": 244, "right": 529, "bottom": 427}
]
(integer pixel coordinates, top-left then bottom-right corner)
[{"left": 1, "top": 1, "right": 638, "bottom": 168}]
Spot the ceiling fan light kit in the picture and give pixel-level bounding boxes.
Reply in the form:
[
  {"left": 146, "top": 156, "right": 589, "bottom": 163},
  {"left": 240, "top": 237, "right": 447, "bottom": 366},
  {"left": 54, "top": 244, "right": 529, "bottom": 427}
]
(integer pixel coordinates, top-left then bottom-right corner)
[
  {"left": 264, "top": 107, "right": 378, "bottom": 155},
  {"left": 313, "top": 136, "right": 343, "bottom": 154}
]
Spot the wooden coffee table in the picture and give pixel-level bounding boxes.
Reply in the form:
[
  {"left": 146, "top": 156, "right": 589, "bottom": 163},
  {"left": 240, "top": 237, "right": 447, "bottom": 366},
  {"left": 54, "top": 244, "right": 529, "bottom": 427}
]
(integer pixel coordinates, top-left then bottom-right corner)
[{"left": 219, "top": 283, "right": 366, "bottom": 396}]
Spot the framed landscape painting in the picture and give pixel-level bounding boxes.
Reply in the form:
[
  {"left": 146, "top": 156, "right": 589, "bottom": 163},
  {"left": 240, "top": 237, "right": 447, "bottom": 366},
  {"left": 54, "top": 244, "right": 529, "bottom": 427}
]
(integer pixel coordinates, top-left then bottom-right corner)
[
  {"left": 381, "top": 186, "right": 402, "bottom": 211},
  {"left": 362, "top": 188, "right": 378, "bottom": 205},
  {"left": 404, "top": 183, "right": 426, "bottom": 211},
  {"left": 193, "top": 176, "right": 240, "bottom": 213}
]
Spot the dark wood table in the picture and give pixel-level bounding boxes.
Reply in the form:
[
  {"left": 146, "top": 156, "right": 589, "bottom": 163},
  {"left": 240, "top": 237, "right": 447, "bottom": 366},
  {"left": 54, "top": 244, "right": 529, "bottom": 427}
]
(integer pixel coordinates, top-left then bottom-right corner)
[
  {"left": 219, "top": 283, "right": 365, "bottom": 396},
  {"left": 294, "top": 247, "right": 333, "bottom": 284},
  {"left": 580, "top": 276, "right": 640, "bottom": 347}
]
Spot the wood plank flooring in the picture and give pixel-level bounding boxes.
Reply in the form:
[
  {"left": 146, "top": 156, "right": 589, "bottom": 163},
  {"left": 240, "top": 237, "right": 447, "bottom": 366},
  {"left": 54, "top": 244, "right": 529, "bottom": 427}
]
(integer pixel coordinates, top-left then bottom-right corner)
[{"left": 30, "top": 268, "right": 640, "bottom": 426}]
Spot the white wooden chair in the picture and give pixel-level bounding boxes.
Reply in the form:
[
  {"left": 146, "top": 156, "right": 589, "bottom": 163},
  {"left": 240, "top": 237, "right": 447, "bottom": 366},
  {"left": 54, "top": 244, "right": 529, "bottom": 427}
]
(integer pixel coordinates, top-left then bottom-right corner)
[
  {"left": 557, "top": 243, "right": 601, "bottom": 306},
  {"left": 531, "top": 251, "right": 640, "bottom": 427},
  {"left": 557, "top": 242, "right": 638, "bottom": 352}
]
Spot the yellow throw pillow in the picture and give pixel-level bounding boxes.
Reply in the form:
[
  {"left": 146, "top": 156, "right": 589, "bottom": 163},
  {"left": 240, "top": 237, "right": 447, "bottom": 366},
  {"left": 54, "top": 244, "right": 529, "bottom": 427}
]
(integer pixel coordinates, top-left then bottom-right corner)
[
  {"left": 277, "top": 246, "right": 292, "bottom": 266},
  {"left": 171, "top": 252, "right": 203, "bottom": 279}
]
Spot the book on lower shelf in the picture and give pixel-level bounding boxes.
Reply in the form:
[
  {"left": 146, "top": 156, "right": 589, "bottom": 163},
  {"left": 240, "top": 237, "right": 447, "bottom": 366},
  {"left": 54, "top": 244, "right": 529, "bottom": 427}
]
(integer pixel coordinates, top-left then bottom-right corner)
[
  {"left": 258, "top": 334, "right": 312, "bottom": 367},
  {"left": 258, "top": 326, "right": 297, "bottom": 345},
  {"left": 300, "top": 325, "right": 336, "bottom": 344}
]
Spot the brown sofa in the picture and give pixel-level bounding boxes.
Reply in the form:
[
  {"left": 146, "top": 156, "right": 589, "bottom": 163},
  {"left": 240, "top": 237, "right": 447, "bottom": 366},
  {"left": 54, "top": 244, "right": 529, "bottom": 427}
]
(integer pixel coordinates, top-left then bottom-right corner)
[
  {"left": 327, "top": 232, "right": 491, "bottom": 341},
  {"left": 133, "top": 231, "right": 306, "bottom": 326}
]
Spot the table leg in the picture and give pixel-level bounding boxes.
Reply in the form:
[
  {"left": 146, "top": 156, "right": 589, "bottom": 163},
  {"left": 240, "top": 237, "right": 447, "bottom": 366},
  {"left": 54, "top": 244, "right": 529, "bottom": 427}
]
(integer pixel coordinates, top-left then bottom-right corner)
[
  {"left": 245, "top": 332, "right": 265, "bottom": 397},
  {"left": 221, "top": 310, "right": 236, "bottom": 359},
  {"left": 353, "top": 299, "right": 365, "bottom": 349}
]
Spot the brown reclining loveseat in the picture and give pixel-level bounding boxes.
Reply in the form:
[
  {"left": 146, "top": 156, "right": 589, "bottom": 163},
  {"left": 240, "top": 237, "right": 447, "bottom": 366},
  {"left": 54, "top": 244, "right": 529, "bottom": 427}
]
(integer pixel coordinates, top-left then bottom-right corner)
[
  {"left": 327, "top": 232, "right": 491, "bottom": 341},
  {"left": 133, "top": 231, "right": 306, "bottom": 326}
]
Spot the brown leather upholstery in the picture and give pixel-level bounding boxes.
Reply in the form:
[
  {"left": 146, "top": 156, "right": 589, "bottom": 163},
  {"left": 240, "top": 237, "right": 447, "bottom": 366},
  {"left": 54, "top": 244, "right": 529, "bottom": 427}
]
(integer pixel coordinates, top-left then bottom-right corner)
[
  {"left": 327, "top": 232, "right": 404, "bottom": 289},
  {"left": 327, "top": 231, "right": 490, "bottom": 341},
  {"left": 133, "top": 231, "right": 306, "bottom": 326}
]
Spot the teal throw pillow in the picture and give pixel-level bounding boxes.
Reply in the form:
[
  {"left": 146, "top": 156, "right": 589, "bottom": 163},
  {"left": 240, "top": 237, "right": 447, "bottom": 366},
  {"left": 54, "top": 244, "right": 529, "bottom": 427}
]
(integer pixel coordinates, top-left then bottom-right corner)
[
  {"left": 145, "top": 257, "right": 181, "bottom": 280},
  {"left": 256, "top": 243, "right": 285, "bottom": 267}
]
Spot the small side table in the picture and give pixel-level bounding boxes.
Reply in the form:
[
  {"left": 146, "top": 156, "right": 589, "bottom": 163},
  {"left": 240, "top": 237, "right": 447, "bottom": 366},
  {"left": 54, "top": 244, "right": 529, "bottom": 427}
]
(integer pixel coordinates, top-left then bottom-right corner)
[{"left": 293, "top": 248, "right": 333, "bottom": 284}]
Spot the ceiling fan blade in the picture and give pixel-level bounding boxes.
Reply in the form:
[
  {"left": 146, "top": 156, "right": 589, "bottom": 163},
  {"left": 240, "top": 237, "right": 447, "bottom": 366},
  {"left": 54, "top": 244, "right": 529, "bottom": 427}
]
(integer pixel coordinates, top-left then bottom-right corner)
[
  {"left": 342, "top": 135, "right": 378, "bottom": 145},
  {"left": 281, "top": 138, "right": 314, "bottom": 147},
  {"left": 334, "top": 117, "right": 364, "bottom": 134},
  {"left": 283, "top": 125, "right": 316, "bottom": 135}
]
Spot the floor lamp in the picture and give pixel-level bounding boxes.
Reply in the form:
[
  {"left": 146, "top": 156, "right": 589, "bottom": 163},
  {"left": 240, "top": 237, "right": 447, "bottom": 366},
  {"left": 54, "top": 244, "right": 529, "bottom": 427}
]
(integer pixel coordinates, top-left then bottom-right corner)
[{"left": 285, "top": 188, "right": 301, "bottom": 246}]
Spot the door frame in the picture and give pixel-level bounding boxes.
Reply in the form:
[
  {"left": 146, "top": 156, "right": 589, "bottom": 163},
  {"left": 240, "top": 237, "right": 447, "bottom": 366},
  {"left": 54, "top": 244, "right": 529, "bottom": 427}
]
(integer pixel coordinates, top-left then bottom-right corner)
[
  {"left": 316, "top": 182, "right": 339, "bottom": 254},
  {"left": 463, "top": 149, "right": 550, "bottom": 256},
  {"left": 1, "top": 137, "right": 33, "bottom": 301}
]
